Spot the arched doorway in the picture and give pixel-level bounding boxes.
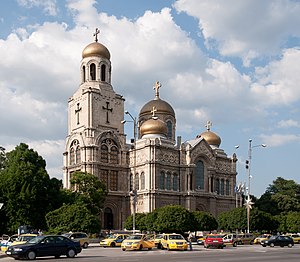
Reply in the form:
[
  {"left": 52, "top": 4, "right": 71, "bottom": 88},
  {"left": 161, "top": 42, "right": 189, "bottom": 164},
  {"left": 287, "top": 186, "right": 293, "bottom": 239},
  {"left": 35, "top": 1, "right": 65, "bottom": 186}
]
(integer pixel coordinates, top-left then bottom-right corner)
[{"left": 104, "top": 207, "right": 113, "bottom": 229}]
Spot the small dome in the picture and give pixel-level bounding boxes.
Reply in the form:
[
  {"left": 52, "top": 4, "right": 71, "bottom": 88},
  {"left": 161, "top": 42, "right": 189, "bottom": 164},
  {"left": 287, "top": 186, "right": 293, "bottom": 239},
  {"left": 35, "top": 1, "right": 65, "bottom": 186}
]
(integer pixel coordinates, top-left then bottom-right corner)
[
  {"left": 139, "top": 99, "right": 175, "bottom": 118},
  {"left": 82, "top": 42, "right": 111, "bottom": 60},
  {"left": 140, "top": 117, "right": 168, "bottom": 137},
  {"left": 199, "top": 130, "right": 221, "bottom": 147}
]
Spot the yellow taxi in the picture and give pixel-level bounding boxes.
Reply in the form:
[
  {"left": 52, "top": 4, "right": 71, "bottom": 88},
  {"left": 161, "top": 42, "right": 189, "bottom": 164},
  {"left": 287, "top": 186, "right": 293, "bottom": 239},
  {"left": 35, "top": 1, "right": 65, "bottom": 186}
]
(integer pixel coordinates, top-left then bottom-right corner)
[
  {"left": 161, "top": 233, "right": 188, "bottom": 251},
  {"left": 100, "top": 234, "right": 129, "bottom": 247},
  {"left": 154, "top": 234, "right": 164, "bottom": 249},
  {"left": 121, "top": 234, "right": 155, "bottom": 251},
  {"left": 286, "top": 234, "right": 300, "bottom": 244},
  {"left": 10, "top": 234, "right": 38, "bottom": 246},
  {"left": 0, "top": 234, "right": 18, "bottom": 252},
  {"left": 253, "top": 234, "right": 271, "bottom": 244}
]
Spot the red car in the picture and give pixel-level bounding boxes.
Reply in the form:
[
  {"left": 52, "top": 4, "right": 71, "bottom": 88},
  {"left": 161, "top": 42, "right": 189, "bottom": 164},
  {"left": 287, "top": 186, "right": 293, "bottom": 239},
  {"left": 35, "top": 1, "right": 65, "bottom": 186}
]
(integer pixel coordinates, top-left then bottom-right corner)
[{"left": 204, "top": 234, "right": 224, "bottom": 249}]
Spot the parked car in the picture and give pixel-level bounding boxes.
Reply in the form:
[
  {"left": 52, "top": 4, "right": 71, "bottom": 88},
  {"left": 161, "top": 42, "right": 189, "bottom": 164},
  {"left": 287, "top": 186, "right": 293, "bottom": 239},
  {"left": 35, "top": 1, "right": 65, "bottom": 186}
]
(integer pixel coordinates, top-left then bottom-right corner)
[
  {"left": 62, "top": 232, "right": 89, "bottom": 248},
  {"left": 222, "top": 233, "right": 238, "bottom": 247},
  {"left": 237, "top": 233, "right": 255, "bottom": 245},
  {"left": 161, "top": 233, "right": 188, "bottom": 251},
  {"left": 1, "top": 234, "right": 18, "bottom": 252},
  {"left": 153, "top": 234, "right": 164, "bottom": 249},
  {"left": 285, "top": 234, "right": 300, "bottom": 244},
  {"left": 196, "top": 236, "right": 205, "bottom": 245},
  {"left": 261, "top": 235, "right": 294, "bottom": 247},
  {"left": 204, "top": 234, "right": 224, "bottom": 249},
  {"left": 5, "top": 235, "right": 82, "bottom": 260},
  {"left": 121, "top": 234, "right": 155, "bottom": 251},
  {"left": 253, "top": 234, "right": 271, "bottom": 244},
  {"left": 100, "top": 234, "right": 129, "bottom": 247},
  {"left": 10, "top": 234, "right": 38, "bottom": 246}
]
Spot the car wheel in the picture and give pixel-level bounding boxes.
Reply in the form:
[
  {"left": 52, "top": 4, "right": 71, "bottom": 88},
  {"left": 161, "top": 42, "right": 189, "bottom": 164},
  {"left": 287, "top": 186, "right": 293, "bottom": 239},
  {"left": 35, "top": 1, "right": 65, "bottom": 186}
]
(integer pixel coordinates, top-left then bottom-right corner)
[
  {"left": 27, "top": 250, "right": 36, "bottom": 260},
  {"left": 122, "top": 248, "right": 126, "bottom": 251},
  {"left": 288, "top": 243, "right": 293, "bottom": 248},
  {"left": 83, "top": 242, "right": 88, "bottom": 249},
  {"left": 262, "top": 244, "right": 266, "bottom": 247},
  {"left": 270, "top": 243, "right": 275, "bottom": 247},
  {"left": 233, "top": 242, "right": 237, "bottom": 247},
  {"left": 167, "top": 245, "right": 170, "bottom": 251},
  {"left": 66, "top": 248, "right": 76, "bottom": 258},
  {"left": 55, "top": 255, "right": 60, "bottom": 258},
  {"left": 111, "top": 242, "right": 116, "bottom": 247},
  {"left": 148, "top": 248, "right": 152, "bottom": 250},
  {"left": 139, "top": 244, "right": 143, "bottom": 251}
]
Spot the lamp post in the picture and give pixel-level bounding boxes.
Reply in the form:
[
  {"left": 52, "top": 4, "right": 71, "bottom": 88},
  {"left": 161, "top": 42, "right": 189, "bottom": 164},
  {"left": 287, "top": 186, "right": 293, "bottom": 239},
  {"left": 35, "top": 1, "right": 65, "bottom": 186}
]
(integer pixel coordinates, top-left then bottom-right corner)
[
  {"left": 245, "top": 139, "right": 266, "bottom": 233},
  {"left": 122, "top": 110, "right": 137, "bottom": 233}
]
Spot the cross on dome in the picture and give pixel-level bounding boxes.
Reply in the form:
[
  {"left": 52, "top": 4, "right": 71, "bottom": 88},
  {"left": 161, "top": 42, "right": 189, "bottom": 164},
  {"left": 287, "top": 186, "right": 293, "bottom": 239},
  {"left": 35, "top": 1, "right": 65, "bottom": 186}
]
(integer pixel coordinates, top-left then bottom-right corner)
[
  {"left": 153, "top": 81, "right": 161, "bottom": 100},
  {"left": 93, "top": 28, "right": 100, "bottom": 42},
  {"left": 205, "top": 120, "right": 212, "bottom": 131},
  {"left": 151, "top": 106, "right": 157, "bottom": 117}
]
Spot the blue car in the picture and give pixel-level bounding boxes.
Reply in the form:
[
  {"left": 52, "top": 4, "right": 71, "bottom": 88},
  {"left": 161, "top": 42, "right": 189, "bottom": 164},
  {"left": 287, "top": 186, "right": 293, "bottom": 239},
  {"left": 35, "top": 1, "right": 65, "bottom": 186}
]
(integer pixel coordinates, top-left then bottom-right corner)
[{"left": 5, "top": 235, "right": 82, "bottom": 260}]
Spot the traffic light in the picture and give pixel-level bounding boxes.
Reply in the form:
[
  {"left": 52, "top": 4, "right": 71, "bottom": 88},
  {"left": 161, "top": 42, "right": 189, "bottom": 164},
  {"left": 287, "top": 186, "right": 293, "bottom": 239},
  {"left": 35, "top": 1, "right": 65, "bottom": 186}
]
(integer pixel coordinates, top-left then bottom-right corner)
[{"left": 245, "top": 160, "right": 249, "bottom": 169}]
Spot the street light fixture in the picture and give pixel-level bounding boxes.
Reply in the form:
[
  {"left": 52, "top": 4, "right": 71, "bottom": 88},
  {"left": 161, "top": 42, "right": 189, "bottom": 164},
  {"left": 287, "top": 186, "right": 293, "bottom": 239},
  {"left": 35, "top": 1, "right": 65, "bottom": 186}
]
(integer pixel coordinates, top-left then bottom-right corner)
[
  {"left": 122, "top": 110, "right": 137, "bottom": 233},
  {"left": 245, "top": 139, "right": 266, "bottom": 233}
]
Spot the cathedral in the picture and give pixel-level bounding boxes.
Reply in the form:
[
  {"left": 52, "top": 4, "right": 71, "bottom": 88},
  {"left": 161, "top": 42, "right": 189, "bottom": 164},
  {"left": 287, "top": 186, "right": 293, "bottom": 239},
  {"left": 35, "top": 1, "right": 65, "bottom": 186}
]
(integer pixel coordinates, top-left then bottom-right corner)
[{"left": 63, "top": 30, "right": 237, "bottom": 230}]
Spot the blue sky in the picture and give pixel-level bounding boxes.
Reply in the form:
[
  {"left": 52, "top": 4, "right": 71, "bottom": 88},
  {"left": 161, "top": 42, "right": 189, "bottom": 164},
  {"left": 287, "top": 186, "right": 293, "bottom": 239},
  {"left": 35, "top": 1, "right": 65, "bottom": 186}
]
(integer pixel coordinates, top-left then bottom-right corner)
[{"left": 1, "top": 0, "right": 300, "bottom": 197}]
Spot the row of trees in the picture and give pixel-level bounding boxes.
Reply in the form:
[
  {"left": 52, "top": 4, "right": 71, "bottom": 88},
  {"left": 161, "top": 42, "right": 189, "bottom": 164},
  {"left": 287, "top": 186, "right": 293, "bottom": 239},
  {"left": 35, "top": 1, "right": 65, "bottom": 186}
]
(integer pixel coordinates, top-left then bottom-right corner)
[{"left": 1, "top": 143, "right": 300, "bottom": 235}]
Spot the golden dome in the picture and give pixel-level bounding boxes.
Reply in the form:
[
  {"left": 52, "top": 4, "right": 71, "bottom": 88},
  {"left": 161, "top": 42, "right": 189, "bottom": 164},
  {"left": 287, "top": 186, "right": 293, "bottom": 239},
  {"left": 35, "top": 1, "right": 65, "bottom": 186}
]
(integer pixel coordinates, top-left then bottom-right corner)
[
  {"left": 139, "top": 99, "right": 175, "bottom": 118},
  {"left": 140, "top": 117, "right": 168, "bottom": 137},
  {"left": 82, "top": 42, "right": 111, "bottom": 60},
  {"left": 199, "top": 130, "right": 221, "bottom": 147}
]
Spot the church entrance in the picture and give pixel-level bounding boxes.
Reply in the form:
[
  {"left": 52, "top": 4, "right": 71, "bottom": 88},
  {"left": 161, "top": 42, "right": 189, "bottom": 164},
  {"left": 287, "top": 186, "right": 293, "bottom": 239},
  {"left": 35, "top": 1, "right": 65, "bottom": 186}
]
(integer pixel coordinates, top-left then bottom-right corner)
[{"left": 104, "top": 207, "right": 113, "bottom": 229}]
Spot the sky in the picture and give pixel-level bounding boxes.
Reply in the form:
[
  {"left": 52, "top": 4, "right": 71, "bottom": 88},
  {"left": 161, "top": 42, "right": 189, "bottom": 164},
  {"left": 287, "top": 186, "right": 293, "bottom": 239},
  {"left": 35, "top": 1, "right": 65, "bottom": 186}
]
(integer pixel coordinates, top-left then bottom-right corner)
[{"left": 0, "top": 0, "right": 300, "bottom": 197}]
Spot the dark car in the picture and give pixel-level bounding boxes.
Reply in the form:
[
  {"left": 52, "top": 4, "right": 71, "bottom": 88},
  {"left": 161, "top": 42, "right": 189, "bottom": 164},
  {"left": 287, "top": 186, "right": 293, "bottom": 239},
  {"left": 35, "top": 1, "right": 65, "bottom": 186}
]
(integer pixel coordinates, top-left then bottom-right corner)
[
  {"left": 261, "top": 235, "right": 294, "bottom": 248},
  {"left": 5, "top": 235, "right": 82, "bottom": 260}
]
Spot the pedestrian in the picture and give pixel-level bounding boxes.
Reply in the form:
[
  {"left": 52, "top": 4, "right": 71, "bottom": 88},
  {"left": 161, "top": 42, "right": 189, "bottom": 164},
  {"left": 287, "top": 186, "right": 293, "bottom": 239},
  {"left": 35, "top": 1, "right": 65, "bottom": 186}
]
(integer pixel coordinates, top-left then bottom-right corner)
[{"left": 188, "top": 232, "right": 193, "bottom": 251}]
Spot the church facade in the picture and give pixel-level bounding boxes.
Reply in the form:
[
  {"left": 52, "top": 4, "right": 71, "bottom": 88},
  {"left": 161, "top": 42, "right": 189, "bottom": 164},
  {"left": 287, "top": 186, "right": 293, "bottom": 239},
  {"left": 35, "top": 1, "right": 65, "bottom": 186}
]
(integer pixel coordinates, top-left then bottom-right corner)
[{"left": 63, "top": 31, "right": 237, "bottom": 230}]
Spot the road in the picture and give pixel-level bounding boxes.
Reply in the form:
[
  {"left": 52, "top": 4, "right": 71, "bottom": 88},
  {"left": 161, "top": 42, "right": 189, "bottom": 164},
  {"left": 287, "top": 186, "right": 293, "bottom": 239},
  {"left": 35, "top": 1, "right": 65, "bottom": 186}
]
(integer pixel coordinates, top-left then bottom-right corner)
[{"left": 1, "top": 244, "right": 300, "bottom": 261}]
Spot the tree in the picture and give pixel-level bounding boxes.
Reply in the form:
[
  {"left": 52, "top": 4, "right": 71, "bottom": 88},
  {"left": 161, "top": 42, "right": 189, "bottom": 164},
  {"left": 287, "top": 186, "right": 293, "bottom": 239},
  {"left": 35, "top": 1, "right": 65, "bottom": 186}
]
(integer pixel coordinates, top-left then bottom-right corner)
[
  {"left": 192, "top": 211, "right": 218, "bottom": 231},
  {"left": 70, "top": 171, "right": 107, "bottom": 216},
  {"left": 0, "top": 143, "right": 63, "bottom": 234},
  {"left": 45, "top": 203, "right": 100, "bottom": 234},
  {"left": 152, "top": 205, "right": 196, "bottom": 234},
  {"left": 0, "top": 146, "right": 5, "bottom": 170},
  {"left": 123, "top": 213, "right": 146, "bottom": 231}
]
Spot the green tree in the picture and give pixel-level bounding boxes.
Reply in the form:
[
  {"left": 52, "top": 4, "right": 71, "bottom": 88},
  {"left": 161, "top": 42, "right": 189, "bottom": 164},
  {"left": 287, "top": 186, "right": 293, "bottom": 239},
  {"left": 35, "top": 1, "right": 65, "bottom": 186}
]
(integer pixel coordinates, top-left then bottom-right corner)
[
  {"left": 192, "top": 211, "right": 218, "bottom": 231},
  {"left": 70, "top": 171, "right": 107, "bottom": 216},
  {"left": 285, "top": 212, "right": 300, "bottom": 233},
  {"left": 0, "top": 143, "right": 62, "bottom": 234},
  {"left": 152, "top": 205, "right": 196, "bottom": 234},
  {"left": 45, "top": 203, "right": 100, "bottom": 234},
  {"left": 123, "top": 213, "right": 146, "bottom": 231}
]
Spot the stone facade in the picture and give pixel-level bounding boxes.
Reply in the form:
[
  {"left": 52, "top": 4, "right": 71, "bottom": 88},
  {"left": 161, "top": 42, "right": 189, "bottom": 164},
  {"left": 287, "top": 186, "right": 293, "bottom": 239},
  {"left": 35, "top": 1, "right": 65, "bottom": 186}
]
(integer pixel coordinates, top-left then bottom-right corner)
[{"left": 63, "top": 35, "right": 237, "bottom": 230}]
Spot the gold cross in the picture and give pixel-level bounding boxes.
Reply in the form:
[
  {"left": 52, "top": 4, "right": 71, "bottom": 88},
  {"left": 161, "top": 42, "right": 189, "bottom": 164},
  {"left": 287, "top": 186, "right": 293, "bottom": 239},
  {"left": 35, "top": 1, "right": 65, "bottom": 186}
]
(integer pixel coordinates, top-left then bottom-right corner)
[
  {"left": 153, "top": 81, "right": 161, "bottom": 99},
  {"left": 93, "top": 28, "right": 100, "bottom": 42},
  {"left": 151, "top": 106, "right": 157, "bottom": 117},
  {"left": 205, "top": 120, "right": 212, "bottom": 131}
]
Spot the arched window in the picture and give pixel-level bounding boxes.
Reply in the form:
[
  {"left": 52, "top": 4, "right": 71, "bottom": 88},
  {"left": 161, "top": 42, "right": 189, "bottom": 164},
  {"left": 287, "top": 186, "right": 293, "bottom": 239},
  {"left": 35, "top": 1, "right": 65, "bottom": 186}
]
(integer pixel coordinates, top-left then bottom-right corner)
[
  {"left": 70, "top": 148, "right": 75, "bottom": 165},
  {"left": 166, "top": 120, "right": 172, "bottom": 139},
  {"left": 110, "top": 146, "right": 118, "bottom": 164},
  {"left": 215, "top": 178, "right": 220, "bottom": 194},
  {"left": 90, "top": 63, "right": 96, "bottom": 80},
  {"left": 226, "top": 180, "right": 230, "bottom": 195},
  {"left": 220, "top": 179, "right": 225, "bottom": 195},
  {"left": 101, "top": 144, "right": 108, "bottom": 163},
  {"left": 130, "top": 173, "right": 133, "bottom": 191},
  {"left": 135, "top": 173, "right": 139, "bottom": 190},
  {"left": 75, "top": 146, "right": 81, "bottom": 164},
  {"left": 166, "top": 172, "right": 171, "bottom": 190},
  {"left": 195, "top": 160, "right": 204, "bottom": 190},
  {"left": 140, "top": 172, "right": 145, "bottom": 190},
  {"left": 173, "top": 173, "right": 178, "bottom": 191},
  {"left": 159, "top": 171, "right": 165, "bottom": 189},
  {"left": 82, "top": 66, "right": 86, "bottom": 82},
  {"left": 101, "top": 64, "right": 106, "bottom": 81}
]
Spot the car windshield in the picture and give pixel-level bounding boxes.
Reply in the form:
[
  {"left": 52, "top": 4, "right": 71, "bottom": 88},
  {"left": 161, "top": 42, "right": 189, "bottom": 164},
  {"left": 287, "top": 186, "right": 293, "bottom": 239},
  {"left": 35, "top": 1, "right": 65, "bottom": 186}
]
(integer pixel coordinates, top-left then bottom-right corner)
[
  {"left": 156, "top": 235, "right": 163, "bottom": 239},
  {"left": 107, "top": 235, "right": 118, "bottom": 239},
  {"left": 269, "top": 236, "right": 277, "bottom": 240},
  {"left": 169, "top": 235, "right": 184, "bottom": 240},
  {"left": 127, "top": 235, "right": 142, "bottom": 240},
  {"left": 27, "top": 236, "right": 45, "bottom": 244},
  {"left": 207, "top": 235, "right": 222, "bottom": 239},
  {"left": 62, "top": 233, "right": 71, "bottom": 238},
  {"left": 19, "top": 236, "right": 36, "bottom": 242}
]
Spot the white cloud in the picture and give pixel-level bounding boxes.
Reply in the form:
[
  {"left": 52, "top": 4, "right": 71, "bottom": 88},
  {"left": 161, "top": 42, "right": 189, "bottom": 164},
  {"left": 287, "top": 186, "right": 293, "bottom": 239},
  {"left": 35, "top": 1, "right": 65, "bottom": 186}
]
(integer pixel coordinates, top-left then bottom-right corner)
[
  {"left": 17, "top": 0, "right": 58, "bottom": 16},
  {"left": 174, "top": 0, "right": 300, "bottom": 65},
  {"left": 260, "top": 133, "right": 300, "bottom": 147},
  {"left": 277, "top": 119, "right": 300, "bottom": 128}
]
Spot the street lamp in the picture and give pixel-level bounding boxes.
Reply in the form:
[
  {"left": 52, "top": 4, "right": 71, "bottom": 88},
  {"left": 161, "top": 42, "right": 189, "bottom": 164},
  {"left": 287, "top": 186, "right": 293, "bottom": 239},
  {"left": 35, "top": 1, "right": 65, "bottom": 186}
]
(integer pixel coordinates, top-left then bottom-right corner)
[
  {"left": 122, "top": 110, "right": 137, "bottom": 233},
  {"left": 245, "top": 139, "right": 266, "bottom": 233}
]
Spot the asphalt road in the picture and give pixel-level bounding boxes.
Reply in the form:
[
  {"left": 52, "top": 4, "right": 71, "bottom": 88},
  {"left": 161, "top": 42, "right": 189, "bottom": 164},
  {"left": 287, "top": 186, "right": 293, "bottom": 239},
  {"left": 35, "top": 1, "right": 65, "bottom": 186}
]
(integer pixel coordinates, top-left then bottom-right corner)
[{"left": 1, "top": 244, "right": 300, "bottom": 262}]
